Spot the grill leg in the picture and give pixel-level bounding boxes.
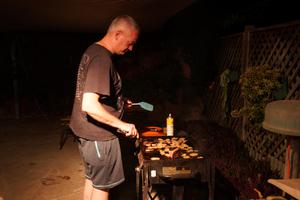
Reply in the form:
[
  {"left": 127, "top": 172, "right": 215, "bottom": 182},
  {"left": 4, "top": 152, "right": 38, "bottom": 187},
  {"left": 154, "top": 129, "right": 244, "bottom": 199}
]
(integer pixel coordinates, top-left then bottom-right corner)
[
  {"left": 135, "top": 166, "right": 141, "bottom": 200},
  {"left": 209, "top": 163, "right": 215, "bottom": 200},
  {"left": 172, "top": 185, "right": 184, "bottom": 200},
  {"left": 142, "top": 166, "right": 149, "bottom": 200}
]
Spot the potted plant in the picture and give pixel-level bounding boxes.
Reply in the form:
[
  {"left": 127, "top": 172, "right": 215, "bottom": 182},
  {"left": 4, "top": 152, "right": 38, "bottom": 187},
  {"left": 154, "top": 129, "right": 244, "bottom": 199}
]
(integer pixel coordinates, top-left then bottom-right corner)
[{"left": 231, "top": 65, "right": 286, "bottom": 128}]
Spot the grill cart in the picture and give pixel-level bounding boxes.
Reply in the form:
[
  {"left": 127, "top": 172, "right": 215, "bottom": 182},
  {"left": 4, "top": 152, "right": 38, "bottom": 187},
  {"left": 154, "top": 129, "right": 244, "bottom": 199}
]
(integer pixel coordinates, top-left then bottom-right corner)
[{"left": 135, "top": 132, "right": 215, "bottom": 200}]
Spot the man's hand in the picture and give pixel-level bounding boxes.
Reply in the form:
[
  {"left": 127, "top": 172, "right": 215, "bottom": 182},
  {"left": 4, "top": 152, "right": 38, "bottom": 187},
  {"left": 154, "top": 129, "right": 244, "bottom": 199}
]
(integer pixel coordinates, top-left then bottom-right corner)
[
  {"left": 126, "top": 99, "right": 133, "bottom": 108},
  {"left": 119, "top": 123, "right": 139, "bottom": 138},
  {"left": 82, "top": 93, "right": 139, "bottom": 138}
]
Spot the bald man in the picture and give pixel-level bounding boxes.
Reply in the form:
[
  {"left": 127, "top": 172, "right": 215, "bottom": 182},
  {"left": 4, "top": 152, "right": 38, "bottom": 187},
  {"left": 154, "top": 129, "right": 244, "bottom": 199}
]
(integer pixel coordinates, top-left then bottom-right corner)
[{"left": 69, "top": 15, "right": 139, "bottom": 200}]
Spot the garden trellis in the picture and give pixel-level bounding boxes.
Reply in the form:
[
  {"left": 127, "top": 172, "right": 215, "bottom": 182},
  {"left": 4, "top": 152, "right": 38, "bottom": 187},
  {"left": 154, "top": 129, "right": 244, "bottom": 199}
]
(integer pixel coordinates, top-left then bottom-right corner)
[{"left": 205, "top": 21, "right": 300, "bottom": 176}]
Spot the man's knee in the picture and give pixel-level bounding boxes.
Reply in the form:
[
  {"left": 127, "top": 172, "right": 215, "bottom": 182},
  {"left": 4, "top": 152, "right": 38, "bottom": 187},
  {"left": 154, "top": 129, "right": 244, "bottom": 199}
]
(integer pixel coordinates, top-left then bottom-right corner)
[{"left": 91, "top": 187, "right": 109, "bottom": 200}]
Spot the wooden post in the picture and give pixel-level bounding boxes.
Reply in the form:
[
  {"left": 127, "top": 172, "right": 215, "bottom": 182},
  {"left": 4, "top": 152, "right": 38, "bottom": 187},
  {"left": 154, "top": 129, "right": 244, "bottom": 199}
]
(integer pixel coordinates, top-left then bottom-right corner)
[
  {"left": 289, "top": 137, "right": 300, "bottom": 178},
  {"left": 241, "top": 25, "right": 254, "bottom": 141}
]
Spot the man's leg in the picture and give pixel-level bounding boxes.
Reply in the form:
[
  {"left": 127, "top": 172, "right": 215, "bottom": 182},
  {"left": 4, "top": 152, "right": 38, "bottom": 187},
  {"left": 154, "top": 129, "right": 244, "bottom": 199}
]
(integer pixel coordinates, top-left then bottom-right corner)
[
  {"left": 83, "top": 179, "right": 93, "bottom": 200},
  {"left": 91, "top": 188, "right": 109, "bottom": 200}
]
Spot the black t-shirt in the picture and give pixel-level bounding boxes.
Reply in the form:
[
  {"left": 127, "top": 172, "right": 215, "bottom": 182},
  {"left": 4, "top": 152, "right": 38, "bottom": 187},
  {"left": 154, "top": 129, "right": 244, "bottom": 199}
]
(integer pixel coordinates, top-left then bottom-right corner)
[{"left": 70, "top": 43, "right": 123, "bottom": 141}]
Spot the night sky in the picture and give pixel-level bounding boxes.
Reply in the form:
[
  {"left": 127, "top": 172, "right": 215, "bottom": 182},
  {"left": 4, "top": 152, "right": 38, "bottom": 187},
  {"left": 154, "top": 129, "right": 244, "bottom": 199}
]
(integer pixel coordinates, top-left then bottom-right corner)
[{"left": 0, "top": 0, "right": 298, "bottom": 118}]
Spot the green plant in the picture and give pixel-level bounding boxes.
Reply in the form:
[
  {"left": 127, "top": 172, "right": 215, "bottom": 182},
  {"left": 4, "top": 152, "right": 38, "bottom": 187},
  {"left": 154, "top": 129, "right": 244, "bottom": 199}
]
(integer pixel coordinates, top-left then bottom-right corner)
[
  {"left": 233, "top": 65, "right": 283, "bottom": 126},
  {"left": 220, "top": 69, "right": 239, "bottom": 117}
]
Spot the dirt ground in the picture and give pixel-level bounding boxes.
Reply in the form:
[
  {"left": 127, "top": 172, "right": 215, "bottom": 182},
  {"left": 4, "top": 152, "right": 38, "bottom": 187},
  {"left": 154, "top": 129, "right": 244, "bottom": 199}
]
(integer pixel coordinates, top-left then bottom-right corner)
[
  {"left": 0, "top": 117, "right": 84, "bottom": 200},
  {"left": 0, "top": 117, "right": 140, "bottom": 200},
  {"left": 0, "top": 116, "right": 240, "bottom": 200}
]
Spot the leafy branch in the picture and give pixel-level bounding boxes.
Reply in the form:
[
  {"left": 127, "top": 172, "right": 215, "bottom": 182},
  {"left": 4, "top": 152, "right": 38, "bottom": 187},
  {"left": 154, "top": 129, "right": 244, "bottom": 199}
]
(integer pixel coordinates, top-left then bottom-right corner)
[{"left": 232, "top": 65, "right": 283, "bottom": 127}]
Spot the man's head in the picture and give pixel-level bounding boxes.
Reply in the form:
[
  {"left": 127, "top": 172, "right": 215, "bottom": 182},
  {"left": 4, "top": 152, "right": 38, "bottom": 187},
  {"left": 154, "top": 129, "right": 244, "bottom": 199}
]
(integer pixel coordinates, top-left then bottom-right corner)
[{"left": 104, "top": 15, "right": 140, "bottom": 55}]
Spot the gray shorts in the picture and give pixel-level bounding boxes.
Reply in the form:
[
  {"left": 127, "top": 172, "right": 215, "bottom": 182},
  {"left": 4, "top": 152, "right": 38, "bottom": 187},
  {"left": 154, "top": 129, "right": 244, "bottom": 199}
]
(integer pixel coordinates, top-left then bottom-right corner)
[{"left": 77, "top": 137, "right": 125, "bottom": 189}]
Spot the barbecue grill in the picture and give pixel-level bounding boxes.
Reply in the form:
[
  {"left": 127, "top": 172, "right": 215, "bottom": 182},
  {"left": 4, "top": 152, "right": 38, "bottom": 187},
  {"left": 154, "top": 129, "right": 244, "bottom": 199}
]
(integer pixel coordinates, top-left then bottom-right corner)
[{"left": 135, "top": 134, "right": 215, "bottom": 200}]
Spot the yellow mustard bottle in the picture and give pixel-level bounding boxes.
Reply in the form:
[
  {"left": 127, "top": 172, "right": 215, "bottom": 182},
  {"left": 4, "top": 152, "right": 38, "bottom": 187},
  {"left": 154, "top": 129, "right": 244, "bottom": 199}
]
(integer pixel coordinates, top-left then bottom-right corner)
[{"left": 166, "top": 113, "right": 174, "bottom": 136}]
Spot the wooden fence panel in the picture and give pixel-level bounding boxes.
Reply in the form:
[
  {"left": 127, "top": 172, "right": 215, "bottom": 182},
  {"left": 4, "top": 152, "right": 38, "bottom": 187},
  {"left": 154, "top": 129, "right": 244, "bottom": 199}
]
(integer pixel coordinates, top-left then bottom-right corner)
[
  {"left": 206, "top": 33, "right": 244, "bottom": 135},
  {"left": 249, "top": 22, "right": 300, "bottom": 101}
]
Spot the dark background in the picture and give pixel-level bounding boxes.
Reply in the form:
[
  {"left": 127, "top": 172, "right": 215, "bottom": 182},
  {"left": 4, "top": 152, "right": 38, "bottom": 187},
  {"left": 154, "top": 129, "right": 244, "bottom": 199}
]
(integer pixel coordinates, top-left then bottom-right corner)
[{"left": 0, "top": 0, "right": 298, "bottom": 118}]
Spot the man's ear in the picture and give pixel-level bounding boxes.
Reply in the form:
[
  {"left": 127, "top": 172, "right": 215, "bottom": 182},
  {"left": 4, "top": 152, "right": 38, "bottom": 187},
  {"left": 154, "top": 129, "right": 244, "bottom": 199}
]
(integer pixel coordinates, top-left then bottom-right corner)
[{"left": 115, "top": 30, "right": 123, "bottom": 40}]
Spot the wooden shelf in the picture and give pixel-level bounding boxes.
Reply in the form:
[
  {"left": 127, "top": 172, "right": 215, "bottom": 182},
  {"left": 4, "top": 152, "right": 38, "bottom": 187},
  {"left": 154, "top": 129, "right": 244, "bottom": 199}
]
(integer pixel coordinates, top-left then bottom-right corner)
[{"left": 268, "top": 179, "right": 300, "bottom": 199}]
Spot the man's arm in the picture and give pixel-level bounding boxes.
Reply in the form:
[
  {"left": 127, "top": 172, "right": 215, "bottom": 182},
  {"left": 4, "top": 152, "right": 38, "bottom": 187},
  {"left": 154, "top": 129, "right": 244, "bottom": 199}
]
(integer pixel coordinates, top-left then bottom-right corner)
[{"left": 82, "top": 92, "right": 138, "bottom": 138}]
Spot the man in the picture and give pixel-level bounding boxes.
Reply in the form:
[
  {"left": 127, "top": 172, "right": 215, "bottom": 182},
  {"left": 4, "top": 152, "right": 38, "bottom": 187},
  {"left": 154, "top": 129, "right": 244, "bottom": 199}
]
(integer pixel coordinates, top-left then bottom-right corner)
[{"left": 69, "top": 15, "right": 139, "bottom": 200}]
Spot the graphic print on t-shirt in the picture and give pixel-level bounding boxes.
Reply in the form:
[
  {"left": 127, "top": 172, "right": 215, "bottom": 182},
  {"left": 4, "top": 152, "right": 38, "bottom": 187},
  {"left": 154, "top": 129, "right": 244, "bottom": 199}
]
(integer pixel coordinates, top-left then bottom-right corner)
[{"left": 76, "top": 54, "right": 89, "bottom": 101}]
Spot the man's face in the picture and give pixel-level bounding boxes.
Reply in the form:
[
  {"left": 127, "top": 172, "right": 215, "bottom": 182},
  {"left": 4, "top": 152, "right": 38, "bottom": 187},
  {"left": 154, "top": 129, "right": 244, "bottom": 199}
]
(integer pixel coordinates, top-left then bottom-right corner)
[{"left": 115, "top": 29, "right": 139, "bottom": 55}]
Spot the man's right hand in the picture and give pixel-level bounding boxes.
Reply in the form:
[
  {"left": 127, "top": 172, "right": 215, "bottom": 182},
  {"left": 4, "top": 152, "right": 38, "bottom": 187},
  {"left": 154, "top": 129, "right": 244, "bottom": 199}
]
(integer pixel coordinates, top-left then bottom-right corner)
[
  {"left": 82, "top": 93, "right": 139, "bottom": 138},
  {"left": 119, "top": 123, "right": 139, "bottom": 138}
]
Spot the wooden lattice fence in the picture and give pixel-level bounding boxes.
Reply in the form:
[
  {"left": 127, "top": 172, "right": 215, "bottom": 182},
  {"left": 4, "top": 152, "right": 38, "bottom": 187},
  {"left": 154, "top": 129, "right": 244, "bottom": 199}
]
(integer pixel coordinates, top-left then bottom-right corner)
[
  {"left": 206, "top": 33, "right": 244, "bottom": 134},
  {"left": 206, "top": 21, "right": 300, "bottom": 176}
]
